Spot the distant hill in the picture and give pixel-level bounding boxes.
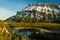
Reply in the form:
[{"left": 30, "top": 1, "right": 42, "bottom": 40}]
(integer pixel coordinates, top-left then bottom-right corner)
[{"left": 6, "top": 3, "right": 60, "bottom": 23}]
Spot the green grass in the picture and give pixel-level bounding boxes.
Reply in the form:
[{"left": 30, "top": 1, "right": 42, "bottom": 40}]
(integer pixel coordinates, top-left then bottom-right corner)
[
  {"left": 6, "top": 21, "right": 60, "bottom": 30},
  {"left": 0, "top": 21, "right": 60, "bottom": 40},
  {"left": 0, "top": 31, "right": 19, "bottom": 40},
  {"left": 0, "top": 21, "right": 19, "bottom": 40}
]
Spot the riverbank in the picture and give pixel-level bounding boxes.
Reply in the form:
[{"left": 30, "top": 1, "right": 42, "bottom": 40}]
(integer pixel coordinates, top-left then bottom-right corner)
[{"left": 6, "top": 21, "right": 60, "bottom": 31}]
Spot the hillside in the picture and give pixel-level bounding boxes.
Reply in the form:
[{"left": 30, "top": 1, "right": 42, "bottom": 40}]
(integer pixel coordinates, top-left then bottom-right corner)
[
  {"left": 0, "top": 20, "right": 19, "bottom": 40},
  {"left": 6, "top": 3, "right": 60, "bottom": 23}
]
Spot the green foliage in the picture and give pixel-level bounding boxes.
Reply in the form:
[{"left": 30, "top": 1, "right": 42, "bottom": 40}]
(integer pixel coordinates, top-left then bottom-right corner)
[
  {"left": 0, "top": 21, "right": 19, "bottom": 40},
  {"left": 0, "top": 32, "right": 19, "bottom": 40}
]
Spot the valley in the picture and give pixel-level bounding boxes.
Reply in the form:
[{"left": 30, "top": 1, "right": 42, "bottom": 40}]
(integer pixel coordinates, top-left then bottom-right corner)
[
  {"left": 0, "top": 3, "right": 60, "bottom": 40},
  {"left": 0, "top": 20, "right": 60, "bottom": 40}
]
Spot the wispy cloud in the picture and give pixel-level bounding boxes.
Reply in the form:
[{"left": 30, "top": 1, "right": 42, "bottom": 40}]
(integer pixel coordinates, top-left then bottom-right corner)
[{"left": 0, "top": 8, "right": 16, "bottom": 20}]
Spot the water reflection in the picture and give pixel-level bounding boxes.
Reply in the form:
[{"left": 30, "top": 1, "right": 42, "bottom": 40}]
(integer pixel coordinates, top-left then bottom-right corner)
[
  {"left": 13, "top": 28, "right": 60, "bottom": 40},
  {"left": 13, "top": 29, "right": 33, "bottom": 37}
]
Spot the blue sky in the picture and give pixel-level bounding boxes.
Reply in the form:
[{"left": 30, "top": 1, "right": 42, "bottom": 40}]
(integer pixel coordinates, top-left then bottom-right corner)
[{"left": 0, "top": 0, "right": 60, "bottom": 20}]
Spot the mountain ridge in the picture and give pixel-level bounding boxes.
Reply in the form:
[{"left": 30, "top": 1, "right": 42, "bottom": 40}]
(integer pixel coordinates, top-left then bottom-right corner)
[{"left": 6, "top": 3, "right": 60, "bottom": 23}]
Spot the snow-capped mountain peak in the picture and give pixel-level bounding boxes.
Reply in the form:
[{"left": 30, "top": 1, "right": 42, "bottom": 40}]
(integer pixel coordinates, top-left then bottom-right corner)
[{"left": 6, "top": 3, "right": 60, "bottom": 22}]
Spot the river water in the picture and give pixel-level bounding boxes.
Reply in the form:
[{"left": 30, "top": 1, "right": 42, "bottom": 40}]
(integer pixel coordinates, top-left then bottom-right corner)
[{"left": 13, "top": 28, "right": 60, "bottom": 40}]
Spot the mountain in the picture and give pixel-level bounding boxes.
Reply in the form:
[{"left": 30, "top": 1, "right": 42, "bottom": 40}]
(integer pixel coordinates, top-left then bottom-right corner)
[{"left": 6, "top": 3, "right": 60, "bottom": 23}]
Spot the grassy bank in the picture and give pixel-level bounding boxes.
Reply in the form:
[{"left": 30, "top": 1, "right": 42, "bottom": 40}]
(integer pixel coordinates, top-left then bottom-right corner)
[
  {"left": 0, "top": 21, "right": 19, "bottom": 40},
  {"left": 0, "top": 21, "right": 60, "bottom": 40},
  {"left": 6, "top": 21, "right": 60, "bottom": 30}
]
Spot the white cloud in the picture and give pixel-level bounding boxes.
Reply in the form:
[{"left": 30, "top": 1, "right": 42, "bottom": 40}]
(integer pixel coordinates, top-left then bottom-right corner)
[{"left": 0, "top": 8, "right": 16, "bottom": 20}]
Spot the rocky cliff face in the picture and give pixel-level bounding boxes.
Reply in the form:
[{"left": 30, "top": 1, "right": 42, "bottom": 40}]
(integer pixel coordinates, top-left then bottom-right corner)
[{"left": 6, "top": 3, "right": 60, "bottom": 22}]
